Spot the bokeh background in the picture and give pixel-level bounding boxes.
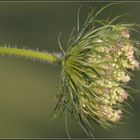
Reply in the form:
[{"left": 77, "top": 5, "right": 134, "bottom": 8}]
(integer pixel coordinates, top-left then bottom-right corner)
[{"left": 0, "top": 1, "right": 140, "bottom": 138}]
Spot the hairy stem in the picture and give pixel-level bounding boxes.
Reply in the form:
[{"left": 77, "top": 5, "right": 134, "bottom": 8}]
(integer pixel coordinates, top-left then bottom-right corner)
[{"left": 0, "top": 47, "right": 62, "bottom": 64}]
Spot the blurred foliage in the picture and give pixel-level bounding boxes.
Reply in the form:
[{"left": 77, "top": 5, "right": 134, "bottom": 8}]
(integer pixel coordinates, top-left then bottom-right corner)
[{"left": 0, "top": 2, "right": 140, "bottom": 138}]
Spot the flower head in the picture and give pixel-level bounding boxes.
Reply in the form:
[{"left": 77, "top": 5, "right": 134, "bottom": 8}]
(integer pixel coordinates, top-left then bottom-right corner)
[{"left": 55, "top": 5, "right": 140, "bottom": 137}]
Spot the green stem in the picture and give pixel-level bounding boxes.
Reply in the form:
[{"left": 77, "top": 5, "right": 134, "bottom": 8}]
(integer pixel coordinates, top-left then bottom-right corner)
[{"left": 0, "top": 47, "right": 62, "bottom": 64}]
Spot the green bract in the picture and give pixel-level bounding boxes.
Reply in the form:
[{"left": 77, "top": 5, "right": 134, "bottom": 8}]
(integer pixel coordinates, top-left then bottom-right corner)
[{"left": 55, "top": 6, "right": 140, "bottom": 137}]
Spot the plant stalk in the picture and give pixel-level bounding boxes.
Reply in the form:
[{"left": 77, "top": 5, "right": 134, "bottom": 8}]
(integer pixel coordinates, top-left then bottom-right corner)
[{"left": 0, "top": 47, "right": 62, "bottom": 64}]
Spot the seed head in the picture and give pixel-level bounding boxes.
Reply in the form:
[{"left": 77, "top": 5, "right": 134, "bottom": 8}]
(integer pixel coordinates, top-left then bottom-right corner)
[{"left": 55, "top": 6, "right": 140, "bottom": 137}]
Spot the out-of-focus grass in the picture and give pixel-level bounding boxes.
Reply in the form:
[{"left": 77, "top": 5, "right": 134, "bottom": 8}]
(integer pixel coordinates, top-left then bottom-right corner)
[{"left": 0, "top": 2, "right": 140, "bottom": 138}]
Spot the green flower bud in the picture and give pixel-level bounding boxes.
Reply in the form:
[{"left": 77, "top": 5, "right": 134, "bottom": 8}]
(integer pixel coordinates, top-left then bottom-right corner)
[{"left": 55, "top": 6, "right": 140, "bottom": 137}]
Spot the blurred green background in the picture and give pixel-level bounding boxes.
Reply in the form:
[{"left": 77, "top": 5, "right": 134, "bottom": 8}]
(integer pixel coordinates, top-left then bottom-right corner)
[{"left": 0, "top": 1, "right": 140, "bottom": 138}]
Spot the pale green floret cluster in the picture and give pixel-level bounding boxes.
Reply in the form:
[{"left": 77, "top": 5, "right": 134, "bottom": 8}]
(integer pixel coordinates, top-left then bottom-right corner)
[
  {"left": 0, "top": 4, "right": 139, "bottom": 138},
  {"left": 56, "top": 21, "right": 140, "bottom": 136}
]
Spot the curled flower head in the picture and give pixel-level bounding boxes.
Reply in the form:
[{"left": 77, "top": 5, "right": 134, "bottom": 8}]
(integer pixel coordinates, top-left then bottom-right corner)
[{"left": 55, "top": 5, "right": 140, "bottom": 137}]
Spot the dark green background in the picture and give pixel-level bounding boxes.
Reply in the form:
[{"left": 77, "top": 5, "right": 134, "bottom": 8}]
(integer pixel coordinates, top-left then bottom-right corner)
[{"left": 0, "top": 1, "right": 140, "bottom": 138}]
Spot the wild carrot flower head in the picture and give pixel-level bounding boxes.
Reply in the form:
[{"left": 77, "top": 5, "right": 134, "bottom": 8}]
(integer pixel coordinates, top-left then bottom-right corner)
[{"left": 55, "top": 5, "right": 140, "bottom": 137}]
